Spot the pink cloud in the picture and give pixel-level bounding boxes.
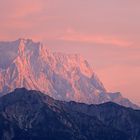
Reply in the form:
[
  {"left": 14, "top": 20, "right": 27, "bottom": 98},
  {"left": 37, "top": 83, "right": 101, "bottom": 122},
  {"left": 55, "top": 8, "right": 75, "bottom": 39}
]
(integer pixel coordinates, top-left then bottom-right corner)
[
  {"left": 58, "top": 29, "right": 132, "bottom": 47},
  {"left": 0, "top": 0, "right": 45, "bottom": 18},
  {"left": 11, "top": 1, "right": 43, "bottom": 18}
]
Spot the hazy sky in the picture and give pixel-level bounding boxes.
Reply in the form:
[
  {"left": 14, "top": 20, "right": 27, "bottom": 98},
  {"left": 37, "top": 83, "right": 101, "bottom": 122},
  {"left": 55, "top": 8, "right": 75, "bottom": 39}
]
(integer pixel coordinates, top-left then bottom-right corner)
[{"left": 0, "top": 0, "right": 140, "bottom": 105}]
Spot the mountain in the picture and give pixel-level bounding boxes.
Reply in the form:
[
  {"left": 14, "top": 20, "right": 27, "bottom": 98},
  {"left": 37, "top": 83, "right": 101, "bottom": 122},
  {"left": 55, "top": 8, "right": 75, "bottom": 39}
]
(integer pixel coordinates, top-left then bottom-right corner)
[
  {"left": 0, "top": 38, "right": 138, "bottom": 109},
  {"left": 0, "top": 88, "right": 139, "bottom": 140}
]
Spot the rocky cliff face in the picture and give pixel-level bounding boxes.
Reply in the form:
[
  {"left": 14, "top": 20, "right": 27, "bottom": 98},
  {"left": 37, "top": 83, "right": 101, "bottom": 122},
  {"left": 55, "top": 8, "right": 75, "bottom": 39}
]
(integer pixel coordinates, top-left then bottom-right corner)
[
  {"left": 0, "top": 39, "right": 138, "bottom": 109},
  {"left": 0, "top": 88, "right": 139, "bottom": 140}
]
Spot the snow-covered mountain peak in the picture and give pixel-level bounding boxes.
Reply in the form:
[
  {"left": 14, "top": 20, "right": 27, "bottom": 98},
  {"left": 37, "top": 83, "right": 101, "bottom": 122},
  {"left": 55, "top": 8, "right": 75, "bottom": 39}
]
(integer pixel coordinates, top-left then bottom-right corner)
[
  {"left": 53, "top": 52, "right": 93, "bottom": 78},
  {"left": 0, "top": 39, "right": 138, "bottom": 109},
  {"left": 17, "top": 38, "right": 43, "bottom": 53}
]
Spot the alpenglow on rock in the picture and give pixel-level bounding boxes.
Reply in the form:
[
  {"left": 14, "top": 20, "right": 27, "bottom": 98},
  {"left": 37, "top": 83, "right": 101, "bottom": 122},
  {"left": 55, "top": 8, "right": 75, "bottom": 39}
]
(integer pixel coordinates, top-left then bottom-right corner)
[{"left": 0, "top": 39, "right": 138, "bottom": 109}]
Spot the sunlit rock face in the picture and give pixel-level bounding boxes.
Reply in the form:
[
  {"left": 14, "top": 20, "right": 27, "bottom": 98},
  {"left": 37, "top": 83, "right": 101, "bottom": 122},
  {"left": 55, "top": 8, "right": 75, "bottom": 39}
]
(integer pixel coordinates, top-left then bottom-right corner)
[{"left": 0, "top": 39, "right": 138, "bottom": 109}]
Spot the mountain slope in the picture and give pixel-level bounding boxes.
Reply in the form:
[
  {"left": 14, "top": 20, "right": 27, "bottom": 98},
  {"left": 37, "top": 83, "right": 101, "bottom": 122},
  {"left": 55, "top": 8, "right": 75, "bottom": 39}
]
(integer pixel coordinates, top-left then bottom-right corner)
[
  {"left": 0, "top": 88, "right": 139, "bottom": 140},
  {"left": 0, "top": 38, "right": 138, "bottom": 109}
]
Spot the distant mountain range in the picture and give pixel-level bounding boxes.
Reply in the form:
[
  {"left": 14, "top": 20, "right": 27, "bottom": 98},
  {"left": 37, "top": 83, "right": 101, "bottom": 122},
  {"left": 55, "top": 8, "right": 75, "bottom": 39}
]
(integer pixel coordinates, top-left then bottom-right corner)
[
  {"left": 0, "top": 38, "right": 139, "bottom": 109},
  {"left": 0, "top": 88, "right": 139, "bottom": 140}
]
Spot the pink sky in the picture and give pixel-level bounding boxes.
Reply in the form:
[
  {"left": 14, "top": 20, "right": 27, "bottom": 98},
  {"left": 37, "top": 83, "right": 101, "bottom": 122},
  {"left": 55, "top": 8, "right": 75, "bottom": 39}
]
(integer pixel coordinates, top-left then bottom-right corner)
[{"left": 0, "top": 0, "right": 140, "bottom": 105}]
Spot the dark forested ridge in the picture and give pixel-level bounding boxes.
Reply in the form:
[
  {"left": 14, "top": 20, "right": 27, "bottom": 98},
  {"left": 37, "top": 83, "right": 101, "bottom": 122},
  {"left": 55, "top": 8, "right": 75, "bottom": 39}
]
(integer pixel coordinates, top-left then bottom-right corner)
[{"left": 0, "top": 88, "right": 139, "bottom": 140}]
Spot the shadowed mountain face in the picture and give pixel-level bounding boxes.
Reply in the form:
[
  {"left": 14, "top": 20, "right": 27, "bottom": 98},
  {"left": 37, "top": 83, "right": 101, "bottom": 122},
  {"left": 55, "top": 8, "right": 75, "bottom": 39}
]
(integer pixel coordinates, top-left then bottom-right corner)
[
  {"left": 0, "top": 39, "right": 139, "bottom": 109},
  {"left": 0, "top": 88, "right": 139, "bottom": 140}
]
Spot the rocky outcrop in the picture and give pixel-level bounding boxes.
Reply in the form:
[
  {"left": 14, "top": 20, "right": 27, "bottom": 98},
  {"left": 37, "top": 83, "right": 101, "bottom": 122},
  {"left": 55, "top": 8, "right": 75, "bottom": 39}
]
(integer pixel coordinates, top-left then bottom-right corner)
[{"left": 0, "top": 39, "right": 139, "bottom": 109}]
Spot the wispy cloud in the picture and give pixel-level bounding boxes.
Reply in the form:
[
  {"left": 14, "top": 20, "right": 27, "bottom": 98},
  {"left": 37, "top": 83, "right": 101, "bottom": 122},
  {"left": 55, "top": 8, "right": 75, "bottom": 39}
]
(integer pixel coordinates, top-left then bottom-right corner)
[
  {"left": 58, "top": 29, "right": 132, "bottom": 47},
  {"left": 11, "top": 1, "right": 44, "bottom": 18}
]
